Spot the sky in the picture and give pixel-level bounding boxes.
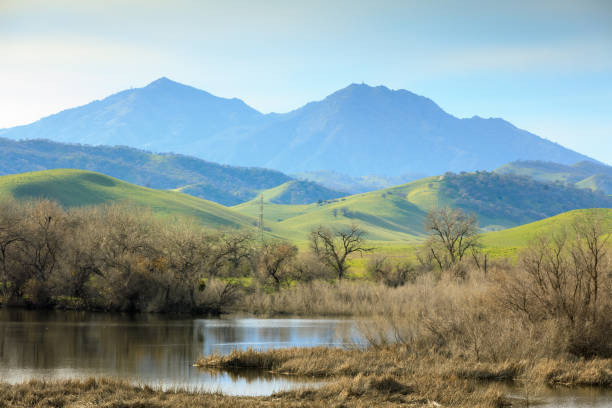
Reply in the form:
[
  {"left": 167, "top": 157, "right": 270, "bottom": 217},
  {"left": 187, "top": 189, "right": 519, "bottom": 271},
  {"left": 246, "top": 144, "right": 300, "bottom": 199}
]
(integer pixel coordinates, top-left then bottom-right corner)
[{"left": 1, "top": 0, "right": 611, "bottom": 164}]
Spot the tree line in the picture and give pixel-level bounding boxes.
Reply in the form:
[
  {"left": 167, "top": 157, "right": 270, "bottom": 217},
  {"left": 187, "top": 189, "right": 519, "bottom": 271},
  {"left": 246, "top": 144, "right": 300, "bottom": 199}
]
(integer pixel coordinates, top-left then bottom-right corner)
[{"left": 0, "top": 199, "right": 372, "bottom": 313}]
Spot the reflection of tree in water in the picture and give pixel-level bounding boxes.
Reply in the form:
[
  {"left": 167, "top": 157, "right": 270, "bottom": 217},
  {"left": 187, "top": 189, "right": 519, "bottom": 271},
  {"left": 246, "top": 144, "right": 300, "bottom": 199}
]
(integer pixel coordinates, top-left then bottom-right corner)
[
  {"left": 0, "top": 310, "right": 353, "bottom": 389},
  {"left": 0, "top": 309, "right": 200, "bottom": 378}
]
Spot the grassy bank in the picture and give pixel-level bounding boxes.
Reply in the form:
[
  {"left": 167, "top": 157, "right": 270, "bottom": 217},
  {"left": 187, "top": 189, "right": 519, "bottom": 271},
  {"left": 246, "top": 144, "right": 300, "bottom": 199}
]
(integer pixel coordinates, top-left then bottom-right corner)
[
  {"left": 0, "top": 376, "right": 506, "bottom": 408},
  {"left": 197, "top": 346, "right": 612, "bottom": 387}
]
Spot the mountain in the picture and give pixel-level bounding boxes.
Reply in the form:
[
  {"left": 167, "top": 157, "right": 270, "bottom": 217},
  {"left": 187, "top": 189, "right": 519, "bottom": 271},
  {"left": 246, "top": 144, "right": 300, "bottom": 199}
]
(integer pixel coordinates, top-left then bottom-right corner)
[
  {"left": 0, "top": 169, "right": 257, "bottom": 229},
  {"left": 0, "top": 77, "right": 264, "bottom": 151},
  {"left": 0, "top": 78, "right": 595, "bottom": 177},
  {"left": 0, "top": 138, "right": 343, "bottom": 206},
  {"left": 496, "top": 160, "right": 612, "bottom": 194}
]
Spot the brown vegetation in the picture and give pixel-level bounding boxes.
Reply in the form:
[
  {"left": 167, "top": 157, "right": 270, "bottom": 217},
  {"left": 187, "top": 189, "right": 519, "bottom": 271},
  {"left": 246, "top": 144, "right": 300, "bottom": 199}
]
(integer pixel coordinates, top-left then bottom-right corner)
[
  {"left": 0, "top": 375, "right": 508, "bottom": 408},
  {"left": 0, "top": 199, "right": 610, "bottom": 406},
  {"left": 0, "top": 199, "right": 256, "bottom": 313}
]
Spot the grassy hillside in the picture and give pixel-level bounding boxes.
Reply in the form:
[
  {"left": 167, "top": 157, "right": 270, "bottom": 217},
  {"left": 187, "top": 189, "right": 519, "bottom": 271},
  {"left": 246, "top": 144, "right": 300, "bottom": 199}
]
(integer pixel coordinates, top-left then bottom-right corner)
[
  {"left": 0, "top": 169, "right": 257, "bottom": 230},
  {"left": 1, "top": 169, "right": 609, "bottom": 247},
  {"left": 259, "top": 180, "right": 347, "bottom": 204},
  {"left": 575, "top": 174, "right": 612, "bottom": 194},
  {"left": 481, "top": 208, "right": 612, "bottom": 255},
  {"left": 496, "top": 160, "right": 612, "bottom": 194},
  {"left": 235, "top": 177, "right": 449, "bottom": 242},
  {"left": 235, "top": 172, "right": 612, "bottom": 243},
  {"left": 439, "top": 171, "right": 612, "bottom": 226},
  {"left": 0, "top": 137, "right": 292, "bottom": 205}
]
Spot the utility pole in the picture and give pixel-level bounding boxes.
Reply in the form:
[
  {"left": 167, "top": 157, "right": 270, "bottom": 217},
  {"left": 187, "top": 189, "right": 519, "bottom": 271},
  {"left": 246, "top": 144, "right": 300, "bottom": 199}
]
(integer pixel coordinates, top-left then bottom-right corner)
[{"left": 258, "top": 194, "right": 264, "bottom": 242}]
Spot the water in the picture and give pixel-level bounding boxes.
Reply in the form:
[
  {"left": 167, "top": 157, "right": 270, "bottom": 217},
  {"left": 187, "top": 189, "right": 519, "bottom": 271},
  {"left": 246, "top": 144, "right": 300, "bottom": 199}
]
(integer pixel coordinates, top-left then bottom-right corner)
[
  {"left": 0, "top": 309, "right": 357, "bottom": 395},
  {"left": 509, "top": 386, "right": 612, "bottom": 408},
  {"left": 0, "top": 309, "right": 610, "bottom": 406}
]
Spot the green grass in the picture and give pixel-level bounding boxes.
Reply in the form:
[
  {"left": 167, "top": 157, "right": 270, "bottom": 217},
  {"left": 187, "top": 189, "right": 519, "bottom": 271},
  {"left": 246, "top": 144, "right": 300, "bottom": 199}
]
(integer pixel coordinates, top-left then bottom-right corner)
[
  {"left": 481, "top": 208, "right": 612, "bottom": 256},
  {"left": 234, "top": 177, "right": 448, "bottom": 242},
  {"left": 0, "top": 169, "right": 258, "bottom": 230},
  {"left": 2, "top": 170, "right": 610, "bottom": 256}
]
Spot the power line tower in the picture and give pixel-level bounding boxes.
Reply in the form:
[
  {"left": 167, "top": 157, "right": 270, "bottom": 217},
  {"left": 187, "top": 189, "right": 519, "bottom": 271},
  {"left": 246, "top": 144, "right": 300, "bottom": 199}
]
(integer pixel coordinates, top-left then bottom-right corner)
[{"left": 258, "top": 194, "right": 264, "bottom": 242}]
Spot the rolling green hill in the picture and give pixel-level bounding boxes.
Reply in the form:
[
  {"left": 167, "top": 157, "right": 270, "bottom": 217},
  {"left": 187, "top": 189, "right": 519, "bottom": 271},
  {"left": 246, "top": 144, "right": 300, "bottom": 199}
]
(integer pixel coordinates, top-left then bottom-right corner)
[
  {"left": 1, "top": 169, "right": 609, "bottom": 246},
  {"left": 0, "top": 169, "right": 258, "bottom": 230},
  {"left": 496, "top": 160, "right": 612, "bottom": 194},
  {"left": 481, "top": 208, "right": 612, "bottom": 255},
  {"left": 258, "top": 180, "right": 347, "bottom": 204},
  {"left": 0, "top": 137, "right": 345, "bottom": 206},
  {"left": 575, "top": 174, "right": 612, "bottom": 194},
  {"left": 235, "top": 172, "right": 612, "bottom": 243},
  {"left": 234, "top": 177, "right": 445, "bottom": 242}
]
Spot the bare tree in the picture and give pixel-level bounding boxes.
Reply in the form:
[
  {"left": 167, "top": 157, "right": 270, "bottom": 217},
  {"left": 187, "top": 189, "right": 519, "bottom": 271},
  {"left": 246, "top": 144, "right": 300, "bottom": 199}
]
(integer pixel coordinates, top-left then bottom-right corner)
[
  {"left": 204, "top": 232, "right": 254, "bottom": 277},
  {"left": 499, "top": 215, "right": 610, "bottom": 331},
  {"left": 367, "top": 256, "right": 418, "bottom": 287},
  {"left": 0, "top": 199, "right": 24, "bottom": 302},
  {"left": 422, "top": 207, "right": 480, "bottom": 270},
  {"left": 570, "top": 212, "right": 610, "bottom": 322},
  {"left": 258, "top": 240, "right": 298, "bottom": 290},
  {"left": 310, "top": 224, "right": 372, "bottom": 280}
]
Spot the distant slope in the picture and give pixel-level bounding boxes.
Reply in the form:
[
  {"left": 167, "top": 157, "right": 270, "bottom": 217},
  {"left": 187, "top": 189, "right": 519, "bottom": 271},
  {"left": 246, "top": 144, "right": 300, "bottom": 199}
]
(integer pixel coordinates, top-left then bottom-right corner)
[
  {"left": 496, "top": 160, "right": 612, "bottom": 194},
  {"left": 294, "top": 170, "right": 425, "bottom": 194},
  {"left": 481, "top": 208, "right": 612, "bottom": 250},
  {"left": 0, "top": 78, "right": 594, "bottom": 177},
  {"left": 260, "top": 180, "right": 347, "bottom": 204},
  {"left": 236, "top": 172, "right": 612, "bottom": 242},
  {"left": 439, "top": 171, "right": 612, "bottom": 227},
  {"left": 0, "top": 169, "right": 257, "bottom": 230},
  {"left": 576, "top": 174, "right": 612, "bottom": 193},
  {"left": 0, "top": 138, "right": 339, "bottom": 206}
]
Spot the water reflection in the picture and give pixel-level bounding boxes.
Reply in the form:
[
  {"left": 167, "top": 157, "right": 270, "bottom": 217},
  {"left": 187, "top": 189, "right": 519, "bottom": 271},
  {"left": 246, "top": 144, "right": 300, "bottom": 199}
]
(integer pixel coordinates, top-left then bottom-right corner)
[
  {"left": 0, "top": 309, "right": 355, "bottom": 395},
  {"left": 509, "top": 386, "right": 612, "bottom": 408}
]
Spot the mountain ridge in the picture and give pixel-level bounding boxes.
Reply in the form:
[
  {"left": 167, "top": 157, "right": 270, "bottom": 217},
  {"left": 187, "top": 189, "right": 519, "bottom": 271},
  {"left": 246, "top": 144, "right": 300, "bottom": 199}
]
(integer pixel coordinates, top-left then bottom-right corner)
[{"left": 0, "top": 78, "right": 595, "bottom": 176}]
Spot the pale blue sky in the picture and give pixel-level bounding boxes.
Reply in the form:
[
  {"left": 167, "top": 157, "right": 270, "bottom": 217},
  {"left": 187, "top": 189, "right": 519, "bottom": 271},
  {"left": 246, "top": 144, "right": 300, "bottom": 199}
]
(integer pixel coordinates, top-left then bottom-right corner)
[{"left": 1, "top": 0, "right": 611, "bottom": 163}]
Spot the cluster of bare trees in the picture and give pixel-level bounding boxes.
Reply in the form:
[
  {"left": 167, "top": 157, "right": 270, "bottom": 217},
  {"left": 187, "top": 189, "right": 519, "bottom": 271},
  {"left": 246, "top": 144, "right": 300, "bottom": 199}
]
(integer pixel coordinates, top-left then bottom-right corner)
[
  {"left": 498, "top": 213, "right": 611, "bottom": 356},
  {"left": 2, "top": 196, "right": 609, "bottom": 358},
  {"left": 0, "top": 199, "right": 378, "bottom": 313},
  {"left": 418, "top": 206, "right": 611, "bottom": 357},
  {"left": 0, "top": 200, "right": 256, "bottom": 313}
]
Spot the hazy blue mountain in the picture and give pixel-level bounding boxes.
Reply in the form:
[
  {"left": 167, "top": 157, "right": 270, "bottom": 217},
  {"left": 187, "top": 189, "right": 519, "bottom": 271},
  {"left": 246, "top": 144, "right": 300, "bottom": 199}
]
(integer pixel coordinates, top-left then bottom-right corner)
[
  {"left": 0, "top": 138, "right": 342, "bottom": 206},
  {"left": 496, "top": 160, "right": 612, "bottom": 194},
  {"left": 234, "top": 84, "right": 593, "bottom": 175},
  {"left": 0, "top": 77, "right": 265, "bottom": 153},
  {"left": 0, "top": 78, "right": 594, "bottom": 177}
]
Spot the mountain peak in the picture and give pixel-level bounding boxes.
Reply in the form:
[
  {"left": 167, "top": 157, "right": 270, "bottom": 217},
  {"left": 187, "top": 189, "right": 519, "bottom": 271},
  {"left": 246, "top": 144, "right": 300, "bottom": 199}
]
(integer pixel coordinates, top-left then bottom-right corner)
[{"left": 145, "top": 76, "right": 183, "bottom": 89}]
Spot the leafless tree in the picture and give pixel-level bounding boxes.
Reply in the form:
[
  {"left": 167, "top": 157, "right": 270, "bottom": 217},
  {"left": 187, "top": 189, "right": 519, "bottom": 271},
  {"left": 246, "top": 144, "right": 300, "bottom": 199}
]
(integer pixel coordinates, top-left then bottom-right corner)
[
  {"left": 368, "top": 256, "right": 418, "bottom": 287},
  {"left": 258, "top": 240, "right": 298, "bottom": 290},
  {"left": 421, "top": 207, "right": 480, "bottom": 270},
  {"left": 0, "top": 199, "right": 24, "bottom": 302},
  {"left": 310, "top": 224, "right": 372, "bottom": 280},
  {"left": 570, "top": 212, "right": 610, "bottom": 322}
]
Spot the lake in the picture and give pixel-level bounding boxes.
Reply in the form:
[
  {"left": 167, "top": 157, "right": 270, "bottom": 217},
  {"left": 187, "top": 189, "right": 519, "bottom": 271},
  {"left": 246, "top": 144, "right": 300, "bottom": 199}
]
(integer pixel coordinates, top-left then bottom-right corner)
[
  {"left": 0, "top": 309, "right": 357, "bottom": 395},
  {"left": 0, "top": 309, "right": 610, "bottom": 406}
]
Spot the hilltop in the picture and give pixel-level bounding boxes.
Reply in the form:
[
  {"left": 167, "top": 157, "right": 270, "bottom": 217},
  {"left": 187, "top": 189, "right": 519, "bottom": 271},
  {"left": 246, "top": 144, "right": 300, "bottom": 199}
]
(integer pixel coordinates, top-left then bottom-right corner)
[{"left": 0, "top": 78, "right": 593, "bottom": 177}]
